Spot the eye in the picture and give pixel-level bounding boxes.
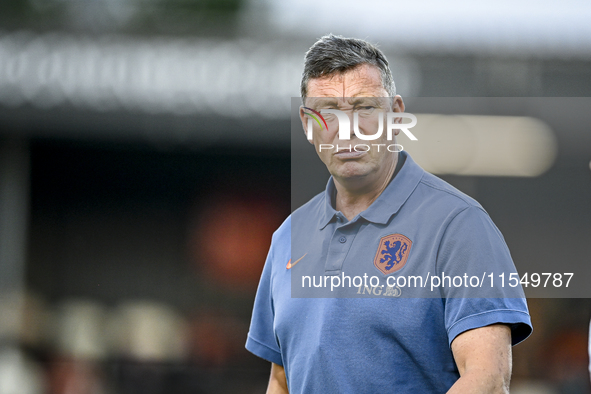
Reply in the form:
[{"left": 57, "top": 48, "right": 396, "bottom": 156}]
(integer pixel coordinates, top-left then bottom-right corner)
[
  {"left": 317, "top": 107, "right": 338, "bottom": 121},
  {"left": 356, "top": 106, "right": 376, "bottom": 117},
  {"left": 322, "top": 113, "right": 336, "bottom": 122}
]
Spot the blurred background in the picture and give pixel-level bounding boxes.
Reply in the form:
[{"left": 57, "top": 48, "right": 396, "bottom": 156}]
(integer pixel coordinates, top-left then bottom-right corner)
[{"left": 0, "top": 0, "right": 590, "bottom": 393}]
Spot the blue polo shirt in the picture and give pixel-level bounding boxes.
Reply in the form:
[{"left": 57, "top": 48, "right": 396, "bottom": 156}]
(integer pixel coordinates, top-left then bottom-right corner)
[{"left": 246, "top": 151, "right": 532, "bottom": 393}]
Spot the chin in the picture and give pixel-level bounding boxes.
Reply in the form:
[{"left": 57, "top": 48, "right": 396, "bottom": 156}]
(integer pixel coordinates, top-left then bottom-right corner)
[{"left": 332, "top": 163, "right": 373, "bottom": 180}]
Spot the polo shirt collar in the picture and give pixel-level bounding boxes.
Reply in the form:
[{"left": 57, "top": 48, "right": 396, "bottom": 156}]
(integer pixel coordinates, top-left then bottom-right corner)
[{"left": 319, "top": 151, "right": 424, "bottom": 229}]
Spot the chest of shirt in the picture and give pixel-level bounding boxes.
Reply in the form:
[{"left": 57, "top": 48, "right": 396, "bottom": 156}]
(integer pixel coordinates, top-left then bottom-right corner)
[{"left": 288, "top": 200, "right": 453, "bottom": 298}]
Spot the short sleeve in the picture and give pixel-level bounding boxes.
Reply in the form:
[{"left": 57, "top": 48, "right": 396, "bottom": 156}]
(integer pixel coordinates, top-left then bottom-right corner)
[
  {"left": 436, "top": 206, "right": 533, "bottom": 346},
  {"left": 245, "top": 236, "right": 283, "bottom": 365}
]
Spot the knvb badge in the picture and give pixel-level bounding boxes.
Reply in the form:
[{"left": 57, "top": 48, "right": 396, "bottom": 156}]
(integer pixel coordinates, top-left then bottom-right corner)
[{"left": 374, "top": 234, "right": 412, "bottom": 275}]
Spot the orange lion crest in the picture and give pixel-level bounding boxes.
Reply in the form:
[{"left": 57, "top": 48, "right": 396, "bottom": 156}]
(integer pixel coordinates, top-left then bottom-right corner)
[{"left": 374, "top": 234, "right": 412, "bottom": 275}]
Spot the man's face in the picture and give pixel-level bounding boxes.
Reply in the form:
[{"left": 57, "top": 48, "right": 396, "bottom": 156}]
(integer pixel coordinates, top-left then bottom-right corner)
[{"left": 300, "top": 64, "right": 404, "bottom": 186}]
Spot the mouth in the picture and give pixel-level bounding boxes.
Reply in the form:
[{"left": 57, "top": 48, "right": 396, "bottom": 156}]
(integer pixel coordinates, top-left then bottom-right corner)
[{"left": 333, "top": 148, "right": 366, "bottom": 160}]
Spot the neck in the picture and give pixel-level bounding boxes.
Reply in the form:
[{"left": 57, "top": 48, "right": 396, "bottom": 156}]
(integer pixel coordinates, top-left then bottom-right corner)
[{"left": 334, "top": 153, "right": 398, "bottom": 221}]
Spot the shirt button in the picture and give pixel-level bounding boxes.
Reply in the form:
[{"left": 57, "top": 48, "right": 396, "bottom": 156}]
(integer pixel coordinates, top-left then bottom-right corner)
[
  {"left": 336, "top": 216, "right": 341, "bottom": 222},
  {"left": 339, "top": 236, "right": 347, "bottom": 243}
]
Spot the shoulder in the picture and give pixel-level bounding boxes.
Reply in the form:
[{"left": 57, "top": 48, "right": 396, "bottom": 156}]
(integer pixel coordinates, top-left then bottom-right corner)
[
  {"left": 399, "top": 168, "right": 505, "bottom": 245},
  {"left": 270, "top": 215, "right": 291, "bottom": 249},
  {"left": 417, "top": 171, "right": 482, "bottom": 210},
  {"left": 270, "top": 190, "right": 326, "bottom": 252},
  {"left": 410, "top": 171, "right": 493, "bottom": 225},
  {"left": 291, "top": 190, "right": 325, "bottom": 220}
]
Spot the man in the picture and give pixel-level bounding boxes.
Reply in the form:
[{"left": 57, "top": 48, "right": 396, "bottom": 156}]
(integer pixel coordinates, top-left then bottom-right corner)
[{"left": 246, "top": 34, "right": 532, "bottom": 393}]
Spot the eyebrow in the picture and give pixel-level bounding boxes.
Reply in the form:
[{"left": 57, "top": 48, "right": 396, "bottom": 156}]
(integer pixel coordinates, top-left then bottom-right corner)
[
  {"left": 349, "top": 97, "right": 385, "bottom": 107},
  {"left": 309, "top": 98, "right": 339, "bottom": 109},
  {"left": 310, "top": 97, "right": 385, "bottom": 108}
]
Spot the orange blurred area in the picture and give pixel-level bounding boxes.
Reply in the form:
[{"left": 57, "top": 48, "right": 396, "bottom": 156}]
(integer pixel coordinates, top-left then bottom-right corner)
[{"left": 189, "top": 195, "right": 285, "bottom": 292}]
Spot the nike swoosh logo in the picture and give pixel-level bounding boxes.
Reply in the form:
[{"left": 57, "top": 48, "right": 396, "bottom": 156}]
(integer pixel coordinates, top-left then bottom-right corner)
[{"left": 287, "top": 253, "right": 307, "bottom": 269}]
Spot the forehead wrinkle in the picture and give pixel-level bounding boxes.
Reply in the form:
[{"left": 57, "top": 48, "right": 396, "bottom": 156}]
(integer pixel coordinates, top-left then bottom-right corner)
[
  {"left": 307, "top": 64, "right": 387, "bottom": 100},
  {"left": 344, "top": 69, "right": 384, "bottom": 97}
]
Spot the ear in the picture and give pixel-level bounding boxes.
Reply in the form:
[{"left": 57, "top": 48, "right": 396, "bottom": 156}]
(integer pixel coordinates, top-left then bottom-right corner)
[
  {"left": 390, "top": 95, "right": 405, "bottom": 136},
  {"left": 299, "top": 106, "right": 314, "bottom": 144},
  {"left": 392, "top": 95, "right": 405, "bottom": 113}
]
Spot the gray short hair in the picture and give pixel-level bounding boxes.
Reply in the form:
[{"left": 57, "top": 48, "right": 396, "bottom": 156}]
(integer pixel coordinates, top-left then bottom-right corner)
[{"left": 300, "top": 34, "right": 396, "bottom": 102}]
